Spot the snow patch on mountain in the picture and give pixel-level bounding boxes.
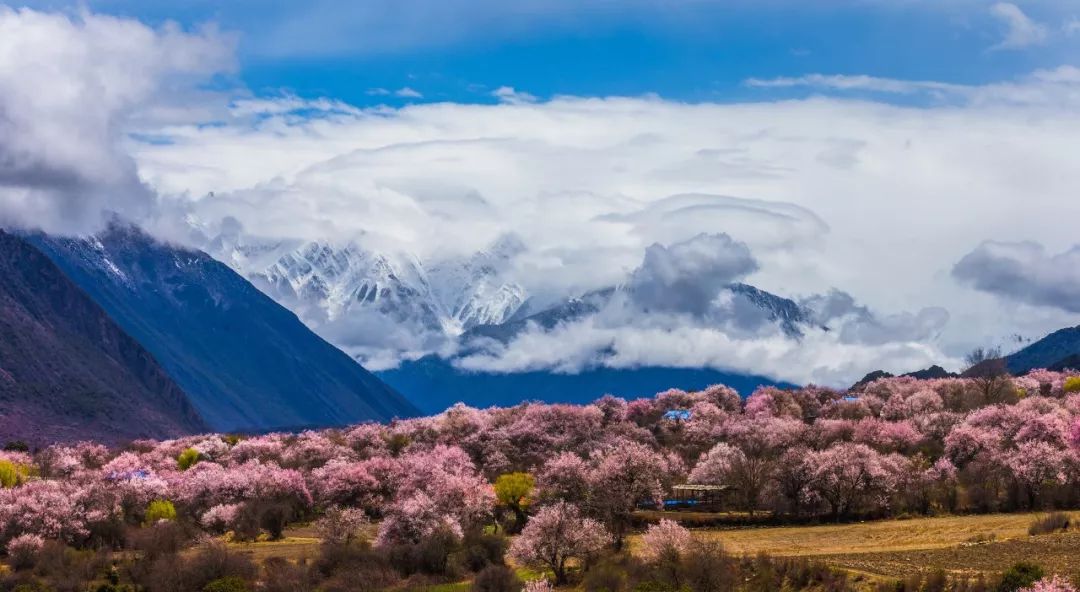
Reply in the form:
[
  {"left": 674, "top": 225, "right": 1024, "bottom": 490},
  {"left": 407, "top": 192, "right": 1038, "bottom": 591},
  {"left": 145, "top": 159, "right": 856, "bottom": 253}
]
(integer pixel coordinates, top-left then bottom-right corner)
[{"left": 200, "top": 226, "right": 530, "bottom": 364}]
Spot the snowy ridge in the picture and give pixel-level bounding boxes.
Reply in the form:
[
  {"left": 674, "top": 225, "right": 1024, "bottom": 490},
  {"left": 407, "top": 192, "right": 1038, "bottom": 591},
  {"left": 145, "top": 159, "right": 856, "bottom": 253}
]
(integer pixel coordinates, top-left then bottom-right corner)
[{"left": 201, "top": 228, "right": 529, "bottom": 348}]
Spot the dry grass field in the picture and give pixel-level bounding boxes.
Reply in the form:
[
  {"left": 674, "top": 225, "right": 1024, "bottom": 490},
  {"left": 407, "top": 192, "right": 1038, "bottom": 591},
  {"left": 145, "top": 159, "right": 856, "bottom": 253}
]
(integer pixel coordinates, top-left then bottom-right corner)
[
  {"left": 228, "top": 512, "right": 1080, "bottom": 584},
  {"left": 629, "top": 511, "right": 1080, "bottom": 580}
]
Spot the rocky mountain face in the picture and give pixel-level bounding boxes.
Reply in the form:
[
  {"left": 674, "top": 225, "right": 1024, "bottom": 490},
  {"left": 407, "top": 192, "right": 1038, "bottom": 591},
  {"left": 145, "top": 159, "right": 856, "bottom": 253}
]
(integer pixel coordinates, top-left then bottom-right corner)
[
  {"left": 204, "top": 230, "right": 528, "bottom": 361},
  {"left": 0, "top": 231, "right": 206, "bottom": 445},
  {"left": 29, "top": 224, "right": 418, "bottom": 432}
]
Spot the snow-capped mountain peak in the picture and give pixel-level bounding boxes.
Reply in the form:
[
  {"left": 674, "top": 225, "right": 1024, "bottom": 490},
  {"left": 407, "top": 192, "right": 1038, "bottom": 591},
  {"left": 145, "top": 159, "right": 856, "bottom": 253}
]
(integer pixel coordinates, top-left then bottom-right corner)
[{"left": 199, "top": 227, "right": 529, "bottom": 355}]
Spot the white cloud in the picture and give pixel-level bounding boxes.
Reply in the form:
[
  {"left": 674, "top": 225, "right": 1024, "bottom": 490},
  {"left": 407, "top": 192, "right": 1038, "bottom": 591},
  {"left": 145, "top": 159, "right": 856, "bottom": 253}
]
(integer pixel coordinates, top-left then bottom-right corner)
[
  {"left": 628, "top": 233, "right": 758, "bottom": 316},
  {"left": 953, "top": 241, "right": 1080, "bottom": 313},
  {"left": 394, "top": 87, "right": 423, "bottom": 98},
  {"left": 0, "top": 7, "right": 235, "bottom": 234},
  {"left": 454, "top": 314, "right": 955, "bottom": 387},
  {"left": 989, "top": 2, "right": 1049, "bottom": 50},
  {"left": 492, "top": 86, "right": 538, "bottom": 104},
  {"left": 745, "top": 66, "right": 1080, "bottom": 106},
  {"left": 130, "top": 67, "right": 1080, "bottom": 374},
  {"left": 745, "top": 74, "right": 965, "bottom": 96},
  {"left": 6, "top": 7, "right": 1075, "bottom": 383}
]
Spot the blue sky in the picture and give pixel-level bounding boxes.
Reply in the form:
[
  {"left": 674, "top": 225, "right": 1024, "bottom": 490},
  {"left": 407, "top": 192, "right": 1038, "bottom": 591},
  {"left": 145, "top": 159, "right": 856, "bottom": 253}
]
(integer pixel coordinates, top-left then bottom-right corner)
[{"left": 19, "top": 0, "right": 1080, "bottom": 104}]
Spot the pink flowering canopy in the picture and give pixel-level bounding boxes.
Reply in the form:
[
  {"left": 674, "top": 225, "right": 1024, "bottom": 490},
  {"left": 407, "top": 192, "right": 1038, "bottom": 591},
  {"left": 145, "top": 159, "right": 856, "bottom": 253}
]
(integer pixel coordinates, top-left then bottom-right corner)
[{"left": 0, "top": 373, "right": 1076, "bottom": 552}]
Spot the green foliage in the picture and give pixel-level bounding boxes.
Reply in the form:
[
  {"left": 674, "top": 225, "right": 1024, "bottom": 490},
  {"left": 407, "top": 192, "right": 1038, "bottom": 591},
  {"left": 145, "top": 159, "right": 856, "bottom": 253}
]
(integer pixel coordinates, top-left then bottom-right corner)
[
  {"left": 203, "top": 577, "right": 250, "bottom": 592},
  {"left": 997, "top": 562, "right": 1044, "bottom": 592},
  {"left": 1064, "top": 376, "right": 1080, "bottom": 393},
  {"left": 177, "top": 447, "right": 201, "bottom": 471},
  {"left": 222, "top": 434, "right": 244, "bottom": 446},
  {"left": 3, "top": 440, "right": 30, "bottom": 452},
  {"left": 494, "top": 473, "right": 535, "bottom": 509},
  {"left": 0, "top": 459, "right": 28, "bottom": 488},
  {"left": 144, "top": 500, "right": 177, "bottom": 525}
]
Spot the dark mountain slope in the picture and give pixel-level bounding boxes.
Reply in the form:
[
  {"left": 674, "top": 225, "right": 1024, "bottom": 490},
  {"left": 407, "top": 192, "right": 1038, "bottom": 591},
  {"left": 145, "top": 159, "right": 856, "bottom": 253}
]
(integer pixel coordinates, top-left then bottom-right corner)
[
  {"left": 29, "top": 224, "right": 418, "bottom": 432},
  {"left": 1005, "top": 326, "right": 1080, "bottom": 375},
  {"left": 0, "top": 230, "right": 205, "bottom": 445},
  {"left": 378, "top": 355, "right": 790, "bottom": 415}
]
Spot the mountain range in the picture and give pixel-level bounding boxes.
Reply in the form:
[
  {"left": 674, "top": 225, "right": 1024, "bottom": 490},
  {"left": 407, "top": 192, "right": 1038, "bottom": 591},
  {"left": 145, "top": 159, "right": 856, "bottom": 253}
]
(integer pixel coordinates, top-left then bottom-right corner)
[
  {"left": 5, "top": 218, "right": 1080, "bottom": 443},
  {"left": 0, "top": 230, "right": 205, "bottom": 444},
  {"left": 196, "top": 227, "right": 821, "bottom": 410},
  {"left": 203, "top": 229, "right": 529, "bottom": 360},
  {"left": 27, "top": 223, "right": 418, "bottom": 433}
]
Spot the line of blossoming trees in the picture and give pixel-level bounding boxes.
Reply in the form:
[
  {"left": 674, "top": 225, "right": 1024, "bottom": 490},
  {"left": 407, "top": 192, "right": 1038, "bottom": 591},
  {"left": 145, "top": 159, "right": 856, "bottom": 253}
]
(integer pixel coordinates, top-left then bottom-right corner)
[{"left": 0, "top": 370, "right": 1079, "bottom": 589}]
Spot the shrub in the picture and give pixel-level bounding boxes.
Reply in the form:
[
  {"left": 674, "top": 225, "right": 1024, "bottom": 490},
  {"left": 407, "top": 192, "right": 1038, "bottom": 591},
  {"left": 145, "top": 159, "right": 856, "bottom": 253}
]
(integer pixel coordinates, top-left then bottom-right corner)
[
  {"left": 1063, "top": 377, "right": 1080, "bottom": 394},
  {"left": 127, "top": 520, "right": 190, "bottom": 561},
  {"left": 6, "top": 534, "right": 44, "bottom": 570},
  {"left": 203, "top": 577, "right": 249, "bottom": 592},
  {"left": 459, "top": 531, "right": 509, "bottom": 573},
  {"left": 679, "top": 540, "right": 737, "bottom": 592},
  {"left": 0, "top": 459, "right": 28, "bottom": 488},
  {"left": 3, "top": 441, "right": 30, "bottom": 452},
  {"left": 233, "top": 500, "right": 295, "bottom": 541},
  {"left": 177, "top": 448, "right": 201, "bottom": 471},
  {"left": 494, "top": 472, "right": 534, "bottom": 533},
  {"left": 640, "top": 520, "right": 693, "bottom": 564},
  {"left": 999, "top": 562, "right": 1045, "bottom": 592},
  {"left": 472, "top": 565, "right": 523, "bottom": 592},
  {"left": 144, "top": 500, "right": 177, "bottom": 525},
  {"left": 1018, "top": 576, "right": 1079, "bottom": 592},
  {"left": 314, "top": 541, "right": 398, "bottom": 592},
  {"left": 131, "top": 541, "right": 256, "bottom": 592},
  {"left": 1028, "top": 513, "right": 1070, "bottom": 536},
  {"left": 31, "top": 541, "right": 109, "bottom": 592},
  {"left": 261, "top": 557, "right": 314, "bottom": 592},
  {"left": 583, "top": 562, "right": 626, "bottom": 592},
  {"left": 315, "top": 507, "right": 369, "bottom": 545},
  {"left": 523, "top": 581, "right": 553, "bottom": 592}
]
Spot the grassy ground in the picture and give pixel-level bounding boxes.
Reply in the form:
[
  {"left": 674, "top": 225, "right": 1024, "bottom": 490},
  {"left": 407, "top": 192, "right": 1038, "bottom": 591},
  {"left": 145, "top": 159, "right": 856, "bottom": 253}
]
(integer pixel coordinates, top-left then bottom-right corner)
[
  {"left": 629, "top": 511, "right": 1080, "bottom": 579},
  {"left": 226, "top": 524, "right": 323, "bottom": 562},
  {"left": 228, "top": 512, "right": 1080, "bottom": 584}
]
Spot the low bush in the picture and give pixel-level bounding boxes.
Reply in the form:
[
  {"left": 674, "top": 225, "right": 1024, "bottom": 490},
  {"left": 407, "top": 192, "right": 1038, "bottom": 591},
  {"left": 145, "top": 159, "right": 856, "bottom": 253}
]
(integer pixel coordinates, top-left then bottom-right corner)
[
  {"left": 314, "top": 543, "right": 398, "bottom": 592},
  {"left": 1028, "top": 513, "right": 1071, "bottom": 536},
  {"left": 472, "top": 565, "right": 523, "bottom": 592},
  {"left": 203, "top": 576, "right": 249, "bottom": 592},
  {"left": 458, "top": 532, "right": 509, "bottom": 573},
  {"left": 233, "top": 500, "right": 295, "bottom": 541},
  {"left": 32, "top": 542, "right": 109, "bottom": 592},
  {"left": 0, "top": 460, "right": 28, "bottom": 488},
  {"left": 583, "top": 562, "right": 627, "bottom": 592},
  {"left": 998, "top": 562, "right": 1045, "bottom": 592},
  {"left": 6, "top": 534, "right": 44, "bottom": 571},
  {"left": 261, "top": 557, "right": 314, "bottom": 592},
  {"left": 1063, "top": 377, "right": 1080, "bottom": 394},
  {"left": 385, "top": 527, "right": 462, "bottom": 577},
  {"left": 126, "top": 520, "right": 190, "bottom": 560},
  {"left": 144, "top": 500, "right": 177, "bottom": 525},
  {"left": 177, "top": 448, "right": 201, "bottom": 471}
]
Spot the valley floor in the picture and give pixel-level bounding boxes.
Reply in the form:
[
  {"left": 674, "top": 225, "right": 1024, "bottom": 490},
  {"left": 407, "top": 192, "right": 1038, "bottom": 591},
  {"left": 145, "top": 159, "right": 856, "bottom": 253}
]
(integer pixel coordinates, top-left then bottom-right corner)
[
  {"left": 631, "top": 511, "right": 1080, "bottom": 579},
  {"left": 227, "top": 511, "right": 1080, "bottom": 586}
]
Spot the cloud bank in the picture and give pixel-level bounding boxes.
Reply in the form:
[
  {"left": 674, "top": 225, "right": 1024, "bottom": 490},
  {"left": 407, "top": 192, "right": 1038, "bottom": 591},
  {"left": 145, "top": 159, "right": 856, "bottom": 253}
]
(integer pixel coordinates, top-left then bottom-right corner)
[
  {"left": 0, "top": 7, "right": 235, "bottom": 235},
  {"left": 953, "top": 241, "right": 1080, "bottom": 314}
]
